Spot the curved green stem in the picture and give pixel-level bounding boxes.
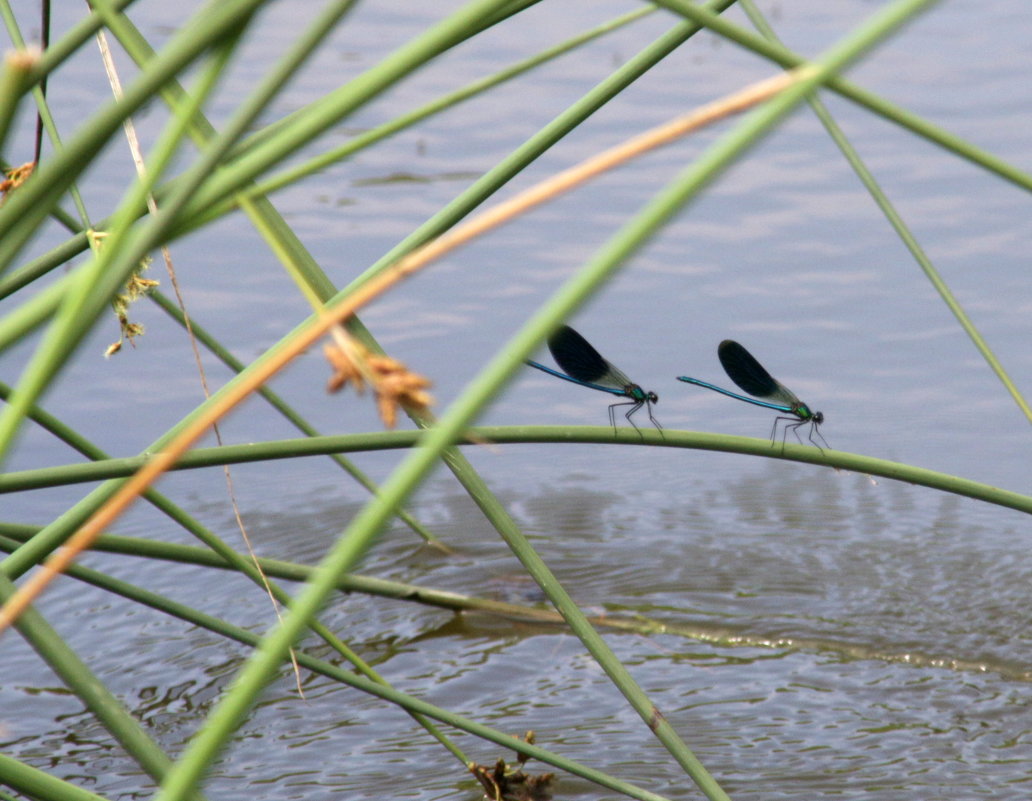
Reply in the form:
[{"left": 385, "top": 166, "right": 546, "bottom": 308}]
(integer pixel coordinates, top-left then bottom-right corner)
[
  {"left": 3, "top": 524, "right": 1025, "bottom": 682},
  {"left": 3, "top": 426, "right": 1027, "bottom": 514}
]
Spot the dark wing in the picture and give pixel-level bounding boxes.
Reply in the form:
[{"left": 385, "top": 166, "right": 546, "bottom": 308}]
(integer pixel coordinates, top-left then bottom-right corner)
[
  {"left": 717, "top": 340, "right": 799, "bottom": 406},
  {"left": 548, "top": 325, "right": 631, "bottom": 389}
]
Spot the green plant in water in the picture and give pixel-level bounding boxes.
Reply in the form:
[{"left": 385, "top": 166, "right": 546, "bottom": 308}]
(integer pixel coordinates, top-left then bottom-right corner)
[{"left": 0, "top": 1, "right": 1028, "bottom": 800}]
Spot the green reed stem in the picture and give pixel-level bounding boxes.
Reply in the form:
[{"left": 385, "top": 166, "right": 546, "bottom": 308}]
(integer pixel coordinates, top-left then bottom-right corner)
[
  {"left": 4, "top": 425, "right": 1025, "bottom": 525},
  {"left": 0, "top": 49, "right": 36, "bottom": 154},
  {"left": 652, "top": 0, "right": 1032, "bottom": 195},
  {"left": 6, "top": 0, "right": 137, "bottom": 86},
  {"left": 146, "top": 293, "right": 443, "bottom": 546},
  {"left": 0, "top": 531, "right": 674, "bottom": 801},
  {"left": 152, "top": 4, "right": 943, "bottom": 799},
  {"left": 0, "top": 571, "right": 207, "bottom": 800},
  {"left": 0, "top": 32, "right": 240, "bottom": 464},
  {"left": 4, "top": 523, "right": 1024, "bottom": 682},
  {"left": 0, "top": 0, "right": 93, "bottom": 228},
  {"left": 0, "top": 751, "right": 112, "bottom": 801},
  {"left": 0, "top": 0, "right": 734, "bottom": 578},
  {"left": 0, "top": 0, "right": 268, "bottom": 272},
  {"left": 738, "top": 0, "right": 1032, "bottom": 425},
  {"left": 82, "top": 2, "right": 444, "bottom": 547},
  {"left": 185, "top": 4, "right": 658, "bottom": 228}
]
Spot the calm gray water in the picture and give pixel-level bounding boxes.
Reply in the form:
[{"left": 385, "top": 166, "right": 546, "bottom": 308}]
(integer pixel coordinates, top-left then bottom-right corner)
[{"left": 2, "top": 1, "right": 1032, "bottom": 799}]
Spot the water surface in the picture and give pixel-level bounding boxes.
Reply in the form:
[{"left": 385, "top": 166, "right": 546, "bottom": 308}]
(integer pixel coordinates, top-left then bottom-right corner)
[{"left": 2, "top": 1, "right": 1031, "bottom": 799}]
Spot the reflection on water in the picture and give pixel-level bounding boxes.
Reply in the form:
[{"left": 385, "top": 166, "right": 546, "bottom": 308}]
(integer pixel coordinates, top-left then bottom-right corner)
[{"left": 2, "top": 467, "right": 1030, "bottom": 799}]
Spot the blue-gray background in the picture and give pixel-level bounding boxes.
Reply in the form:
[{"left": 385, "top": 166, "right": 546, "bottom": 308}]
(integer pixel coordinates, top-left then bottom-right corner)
[{"left": 2, "top": 1, "right": 1030, "bottom": 799}]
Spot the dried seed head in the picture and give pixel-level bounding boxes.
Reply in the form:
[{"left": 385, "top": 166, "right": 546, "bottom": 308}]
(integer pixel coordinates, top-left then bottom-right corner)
[
  {"left": 0, "top": 161, "right": 34, "bottom": 203},
  {"left": 323, "top": 341, "right": 367, "bottom": 394},
  {"left": 323, "top": 337, "right": 433, "bottom": 428}
]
